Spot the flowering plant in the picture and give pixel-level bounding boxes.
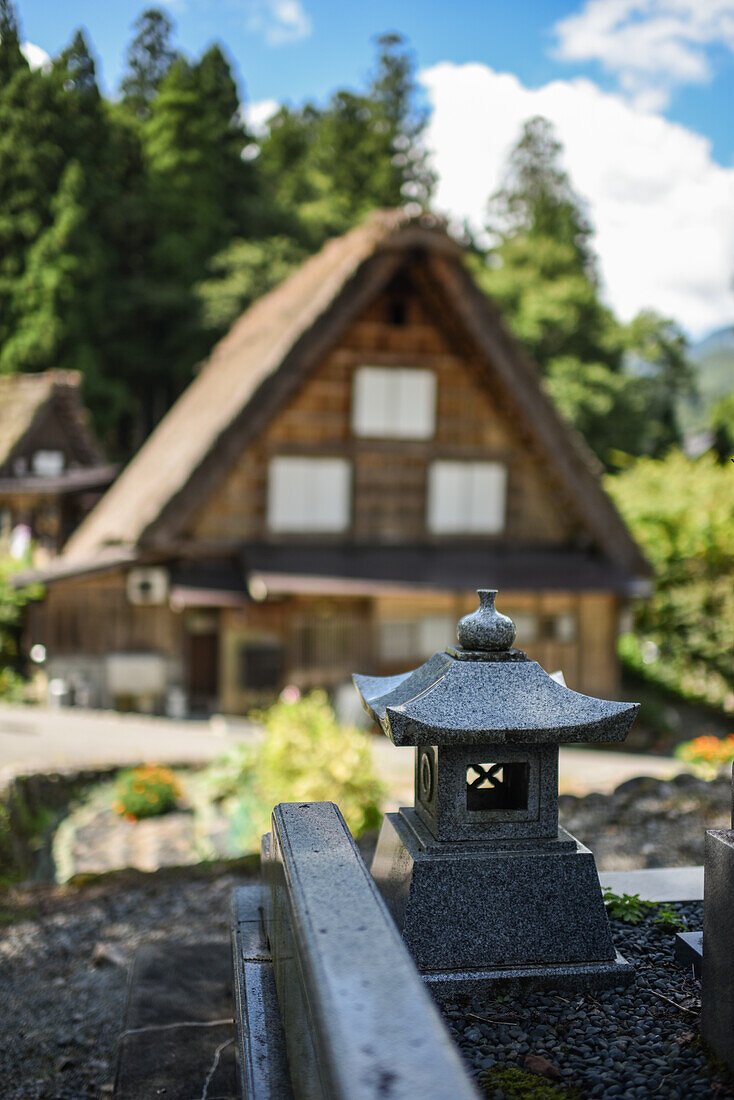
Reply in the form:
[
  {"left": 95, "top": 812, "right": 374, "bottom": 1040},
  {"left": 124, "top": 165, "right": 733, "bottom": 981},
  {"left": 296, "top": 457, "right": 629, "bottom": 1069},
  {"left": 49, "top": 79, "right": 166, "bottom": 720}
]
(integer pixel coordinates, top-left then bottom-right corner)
[
  {"left": 113, "top": 764, "right": 181, "bottom": 821},
  {"left": 674, "top": 734, "right": 734, "bottom": 779}
]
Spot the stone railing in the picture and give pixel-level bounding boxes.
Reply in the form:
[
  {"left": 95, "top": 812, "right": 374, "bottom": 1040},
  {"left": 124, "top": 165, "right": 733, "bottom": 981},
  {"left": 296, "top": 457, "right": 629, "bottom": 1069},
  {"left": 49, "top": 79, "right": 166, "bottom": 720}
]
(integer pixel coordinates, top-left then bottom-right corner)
[{"left": 232, "top": 801, "right": 478, "bottom": 1099}]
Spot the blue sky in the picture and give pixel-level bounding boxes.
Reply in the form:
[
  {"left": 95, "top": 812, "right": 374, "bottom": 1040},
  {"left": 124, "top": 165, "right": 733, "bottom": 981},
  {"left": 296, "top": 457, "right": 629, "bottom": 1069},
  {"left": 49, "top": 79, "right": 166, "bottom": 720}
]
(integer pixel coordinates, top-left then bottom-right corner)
[{"left": 14, "top": 0, "right": 734, "bottom": 336}]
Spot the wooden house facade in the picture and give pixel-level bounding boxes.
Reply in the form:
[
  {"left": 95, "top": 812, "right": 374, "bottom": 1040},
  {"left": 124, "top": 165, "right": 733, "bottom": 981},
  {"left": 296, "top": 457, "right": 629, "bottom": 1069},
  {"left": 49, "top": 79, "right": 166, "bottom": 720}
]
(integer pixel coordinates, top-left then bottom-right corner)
[
  {"left": 0, "top": 371, "right": 116, "bottom": 560},
  {"left": 25, "top": 212, "right": 649, "bottom": 714}
]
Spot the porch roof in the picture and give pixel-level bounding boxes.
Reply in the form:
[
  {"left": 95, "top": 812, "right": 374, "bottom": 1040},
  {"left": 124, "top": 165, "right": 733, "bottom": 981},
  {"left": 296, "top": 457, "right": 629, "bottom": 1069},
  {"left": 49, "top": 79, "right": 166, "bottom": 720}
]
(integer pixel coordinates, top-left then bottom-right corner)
[{"left": 237, "top": 544, "right": 648, "bottom": 598}]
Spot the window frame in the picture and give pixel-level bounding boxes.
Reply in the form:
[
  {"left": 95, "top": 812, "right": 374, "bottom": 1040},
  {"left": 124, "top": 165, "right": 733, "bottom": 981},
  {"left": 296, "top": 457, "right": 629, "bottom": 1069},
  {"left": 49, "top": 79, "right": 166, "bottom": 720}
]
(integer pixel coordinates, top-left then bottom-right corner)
[
  {"left": 351, "top": 365, "right": 437, "bottom": 441},
  {"left": 426, "top": 459, "right": 508, "bottom": 535},
  {"left": 266, "top": 455, "right": 352, "bottom": 534}
]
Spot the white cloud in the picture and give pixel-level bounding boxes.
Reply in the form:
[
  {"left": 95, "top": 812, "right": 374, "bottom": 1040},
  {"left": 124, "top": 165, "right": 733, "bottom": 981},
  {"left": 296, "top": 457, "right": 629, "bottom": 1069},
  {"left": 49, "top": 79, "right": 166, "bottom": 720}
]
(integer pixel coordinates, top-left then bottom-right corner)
[
  {"left": 242, "top": 97, "right": 279, "bottom": 136},
  {"left": 246, "top": 0, "right": 312, "bottom": 45},
  {"left": 554, "top": 0, "right": 734, "bottom": 109},
  {"left": 21, "top": 41, "right": 51, "bottom": 72},
  {"left": 420, "top": 61, "right": 734, "bottom": 336}
]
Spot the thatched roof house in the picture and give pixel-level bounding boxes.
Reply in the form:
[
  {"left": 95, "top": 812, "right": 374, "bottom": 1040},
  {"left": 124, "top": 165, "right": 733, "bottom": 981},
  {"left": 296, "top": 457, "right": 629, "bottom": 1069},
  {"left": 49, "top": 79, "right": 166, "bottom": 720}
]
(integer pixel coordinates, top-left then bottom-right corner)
[
  {"left": 0, "top": 371, "right": 116, "bottom": 555},
  {"left": 25, "top": 211, "right": 648, "bottom": 713}
]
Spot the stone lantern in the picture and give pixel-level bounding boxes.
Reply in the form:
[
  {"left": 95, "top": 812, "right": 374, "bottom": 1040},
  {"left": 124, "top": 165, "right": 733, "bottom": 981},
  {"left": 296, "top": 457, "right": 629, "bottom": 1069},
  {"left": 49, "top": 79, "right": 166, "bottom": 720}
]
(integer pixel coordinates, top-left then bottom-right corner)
[{"left": 353, "top": 589, "right": 639, "bottom": 993}]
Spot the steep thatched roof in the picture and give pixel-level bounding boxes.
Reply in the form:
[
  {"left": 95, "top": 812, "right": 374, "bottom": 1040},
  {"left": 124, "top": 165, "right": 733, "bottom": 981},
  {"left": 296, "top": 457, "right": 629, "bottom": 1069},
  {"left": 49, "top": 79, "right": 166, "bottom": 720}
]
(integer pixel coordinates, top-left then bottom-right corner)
[
  {"left": 0, "top": 370, "right": 104, "bottom": 471},
  {"left": 57, "top": 210, "right": 647, "bottom": 579}
]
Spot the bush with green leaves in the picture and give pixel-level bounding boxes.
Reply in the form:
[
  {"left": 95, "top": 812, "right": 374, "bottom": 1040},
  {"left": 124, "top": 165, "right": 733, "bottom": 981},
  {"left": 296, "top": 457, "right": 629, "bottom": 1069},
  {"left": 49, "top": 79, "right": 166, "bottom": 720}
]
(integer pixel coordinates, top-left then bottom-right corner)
[
  {"left": 607, "top": 450, "right": 734, "bottom": 714},
  {"left": 113, "top": 764, "right": 181, "bottom": 821},
  {"left": 205, "top": 691, "right": 384, "bottom": 852},
  {"left": 0, "top": 554, "right": 41, "bottom": 701}
]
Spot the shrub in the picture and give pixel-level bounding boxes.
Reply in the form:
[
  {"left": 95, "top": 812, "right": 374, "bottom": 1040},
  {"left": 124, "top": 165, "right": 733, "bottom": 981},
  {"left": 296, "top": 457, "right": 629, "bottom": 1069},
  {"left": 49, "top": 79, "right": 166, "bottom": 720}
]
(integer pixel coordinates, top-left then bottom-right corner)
[
  {"left": 606, "top": 450, "right": 734, "bottom": 714},
  {"left": 674, "top": 733, "right": 734, "bottom": 779},
  {"left": 0, "top": 554, "right": 42, "bottom": 701},
  {"left": 210, "top": 690, "right": 384, "bottom": 852},
  {"left": 113, "top": 764, "right": 181, "bottom": 821}
]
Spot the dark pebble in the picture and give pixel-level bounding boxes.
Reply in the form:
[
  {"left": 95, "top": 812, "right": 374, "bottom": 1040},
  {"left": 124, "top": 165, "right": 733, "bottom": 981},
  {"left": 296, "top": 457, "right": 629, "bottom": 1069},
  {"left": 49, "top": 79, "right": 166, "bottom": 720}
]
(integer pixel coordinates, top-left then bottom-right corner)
[{"left": 440, "top": 901, "right": 734, "bottom": 1099}]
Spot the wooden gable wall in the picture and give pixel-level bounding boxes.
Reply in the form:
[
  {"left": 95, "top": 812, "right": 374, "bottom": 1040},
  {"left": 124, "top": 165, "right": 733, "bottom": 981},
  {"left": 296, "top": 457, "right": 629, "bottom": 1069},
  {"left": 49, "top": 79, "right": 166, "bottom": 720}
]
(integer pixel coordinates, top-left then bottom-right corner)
[
  {"left": 187, "top": 267, "right": 587, "bottom": 549},
  {"left": 1, "top": 401, "right": 92, "bottom": 478}
]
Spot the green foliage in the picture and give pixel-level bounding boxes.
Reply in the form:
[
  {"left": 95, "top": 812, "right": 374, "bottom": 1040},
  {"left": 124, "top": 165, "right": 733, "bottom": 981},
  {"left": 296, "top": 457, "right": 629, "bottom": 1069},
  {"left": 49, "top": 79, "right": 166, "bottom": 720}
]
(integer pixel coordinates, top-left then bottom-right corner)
[
  {"left": 654, "top": 906, "right": 686, "bottom": 933},
  {"left": 0, "top": 4, "right": 431, "bottom": 455},
  {"left": 113, "top": 764, "right": 181, "bottom": 820},
  {"left": 254, "top": 33, "right": 433, "bottom": 253},
  {"left": 198, "top": 743, "right": 256, "bottom": 803},
  {"left": 204, "top": 691, "right": 384, "bottom": 852},
  {"left": 602, "top": 888, "right": 655, "bottom": 924},
  {"left": 487, "top": 116, "right": 596, "bottom": 277},
  {"left": 196, "top": 236, "right": 307, "bottom": 332},
  {"left": 0, "top": 554, "right": 41, "bottom": 700},
  {"left": 478, "top": 1065, "right": 575, "bottom": 1098},
  {"left": 710, "top": 388, "right": 734, "bottom": 460},
  {"left": 607, "top": 450, "right": 734, "bottom": 711},
  {"left": 476, "top": 116, "right": 693, "bottom": 469},
  {"left": 603, "top": 889, "right": 686, "bottom": 932},
  {"left": 119, "top": 7, "right": 178, "bottom": 118},
  {"left": 253, "top": 691, "right": 384, "bottom": 832},
  {"left": 0, "top": 0, "right": 25, "bottom": 85}
]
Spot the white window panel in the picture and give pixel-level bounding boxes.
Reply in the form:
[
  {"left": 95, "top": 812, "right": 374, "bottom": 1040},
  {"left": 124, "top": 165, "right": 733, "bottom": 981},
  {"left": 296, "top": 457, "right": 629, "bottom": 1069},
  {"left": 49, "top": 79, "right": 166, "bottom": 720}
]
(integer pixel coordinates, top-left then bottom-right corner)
[
  {"left": 508, "top": 611, "right": 539, "bottom": 644},
  {"left": 352, "top": 366, "right": 436, "bottom": 439},
  {"left": 418, "top": 615, "right": 455, "bottom": 658},
  {"left": 32, "top": 450, "right": 64, "bottom": 477},
  {"left": 378, "top": 616, "right": 455, "bottom": 662},
  {"left": 267, "top": 457, "right": 351, "bottom": 533},
  {"left": 553, "top": 612, "right": 577, "bottom": 643},
  {"left": 427, "top": 461, "right": 507, "bottom": 534},
  {"left": 378, "top": 620, "right": 414, "bottom": 662}
]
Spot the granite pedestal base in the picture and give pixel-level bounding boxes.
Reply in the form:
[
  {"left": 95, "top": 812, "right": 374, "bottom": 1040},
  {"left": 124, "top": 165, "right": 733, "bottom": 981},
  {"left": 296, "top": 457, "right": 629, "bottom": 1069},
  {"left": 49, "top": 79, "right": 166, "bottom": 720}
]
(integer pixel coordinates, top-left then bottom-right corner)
[{"left": 371, "top": 809, "right": 632, "bottom": 992}]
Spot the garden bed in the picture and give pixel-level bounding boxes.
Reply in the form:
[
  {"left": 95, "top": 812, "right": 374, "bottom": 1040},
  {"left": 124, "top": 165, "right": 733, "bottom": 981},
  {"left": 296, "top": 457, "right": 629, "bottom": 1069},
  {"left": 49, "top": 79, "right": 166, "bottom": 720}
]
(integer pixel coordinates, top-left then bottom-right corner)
[
  {"left": 40, "top": 767, "right": 734, "bottom": 883},
  {"left": 559, "top": 772, "right": 732, "bottom": 870},
  {"left": 443, "top": 901, "right": 734, "bottom": 1098}
]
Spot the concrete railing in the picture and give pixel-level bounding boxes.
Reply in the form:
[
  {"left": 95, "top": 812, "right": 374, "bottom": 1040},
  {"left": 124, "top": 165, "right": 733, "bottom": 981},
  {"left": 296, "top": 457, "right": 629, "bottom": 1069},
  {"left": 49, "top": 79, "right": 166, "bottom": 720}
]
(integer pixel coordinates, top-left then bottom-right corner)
[{"left": 256, "top": 801, "right": 478, "bottom": 1099}]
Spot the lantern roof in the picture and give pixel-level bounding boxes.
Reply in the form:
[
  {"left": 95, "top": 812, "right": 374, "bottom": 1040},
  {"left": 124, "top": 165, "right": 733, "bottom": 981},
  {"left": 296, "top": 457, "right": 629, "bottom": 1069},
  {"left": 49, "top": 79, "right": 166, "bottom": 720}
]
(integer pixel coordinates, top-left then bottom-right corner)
[{"left": 353, "top": 590, "right": 639, "bottom": 747}]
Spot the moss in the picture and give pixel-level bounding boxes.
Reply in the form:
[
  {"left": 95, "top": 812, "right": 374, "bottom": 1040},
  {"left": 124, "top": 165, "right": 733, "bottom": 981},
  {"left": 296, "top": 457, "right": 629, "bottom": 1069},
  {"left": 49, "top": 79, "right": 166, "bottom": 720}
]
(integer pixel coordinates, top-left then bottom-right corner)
[
  {"left": 0, "top": 904, "right": 37, "bottom": 925},
  {"left": 478, "top": 1066, "right": 579, "bottom": 1099}
]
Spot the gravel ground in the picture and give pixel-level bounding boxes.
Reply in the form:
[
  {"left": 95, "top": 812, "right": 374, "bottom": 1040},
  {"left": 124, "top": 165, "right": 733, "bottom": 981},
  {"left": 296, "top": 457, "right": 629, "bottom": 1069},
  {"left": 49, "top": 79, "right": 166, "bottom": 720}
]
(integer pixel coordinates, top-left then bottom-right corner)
[
  {"left": 560, "top": 773, "right": 733, "bottom": 870},
  {"left": 0, "top": 866, "right": 257, "bottom": 1100},
  {"left": 442, "top": 901, "right": 734, "bottom": 1099}
]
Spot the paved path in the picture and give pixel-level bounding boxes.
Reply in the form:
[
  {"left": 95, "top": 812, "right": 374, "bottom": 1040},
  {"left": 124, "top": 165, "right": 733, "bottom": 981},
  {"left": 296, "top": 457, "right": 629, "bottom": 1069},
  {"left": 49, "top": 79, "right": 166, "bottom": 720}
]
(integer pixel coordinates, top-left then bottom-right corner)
[
  {"left": 0, "top": 703, "right": 258, "bottom": 780},
  {"left": 0, "top": 702, "right": 685, "bottom": 803}
]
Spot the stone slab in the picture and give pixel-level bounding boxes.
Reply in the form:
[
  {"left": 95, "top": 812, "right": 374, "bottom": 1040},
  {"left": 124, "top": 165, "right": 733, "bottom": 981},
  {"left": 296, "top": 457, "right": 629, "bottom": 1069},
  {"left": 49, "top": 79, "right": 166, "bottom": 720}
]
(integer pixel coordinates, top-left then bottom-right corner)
[
  {"left": 262, "top": 801, "right": 479, "bottom": 1100},
  {"left": 674, "top": 931, "right": 703, "bottom": 978},
  {"left": 599, "top": 866, "right": 704, "bottom": 901},
  {"left": 702, "top": 829, "right": 734, "bottom": 1071},
  {"left": 231, "top": 886, "right": 292, "bottom": 1100},
  {"left": 423, "top": 950, "right": 633, "bottom": 998},
  {"left": 113, "top": 940, "right": 237, "bottom": 1100}
]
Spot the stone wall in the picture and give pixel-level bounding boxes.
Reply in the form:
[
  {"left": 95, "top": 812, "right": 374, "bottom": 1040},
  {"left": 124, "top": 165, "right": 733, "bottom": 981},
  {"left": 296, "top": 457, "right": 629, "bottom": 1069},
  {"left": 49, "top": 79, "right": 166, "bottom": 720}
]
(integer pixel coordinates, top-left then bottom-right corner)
[{"left": 0, "top": 765, "right": 119, "bottom": 883}]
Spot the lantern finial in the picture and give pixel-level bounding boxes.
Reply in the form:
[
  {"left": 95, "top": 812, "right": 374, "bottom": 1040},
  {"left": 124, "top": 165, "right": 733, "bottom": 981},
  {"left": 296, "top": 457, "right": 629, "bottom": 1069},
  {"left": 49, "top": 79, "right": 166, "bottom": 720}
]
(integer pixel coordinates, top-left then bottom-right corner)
[{"left": 456, "top": 589, "right": 515, "bottom": 652}]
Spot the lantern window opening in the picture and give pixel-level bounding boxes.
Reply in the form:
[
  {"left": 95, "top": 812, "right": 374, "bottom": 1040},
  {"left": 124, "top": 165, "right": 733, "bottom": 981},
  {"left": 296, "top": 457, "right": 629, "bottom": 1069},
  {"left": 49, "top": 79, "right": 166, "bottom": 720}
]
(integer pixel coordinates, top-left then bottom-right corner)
[{"left": 466, "top": 761, "right": 530, "bottom": 813}]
